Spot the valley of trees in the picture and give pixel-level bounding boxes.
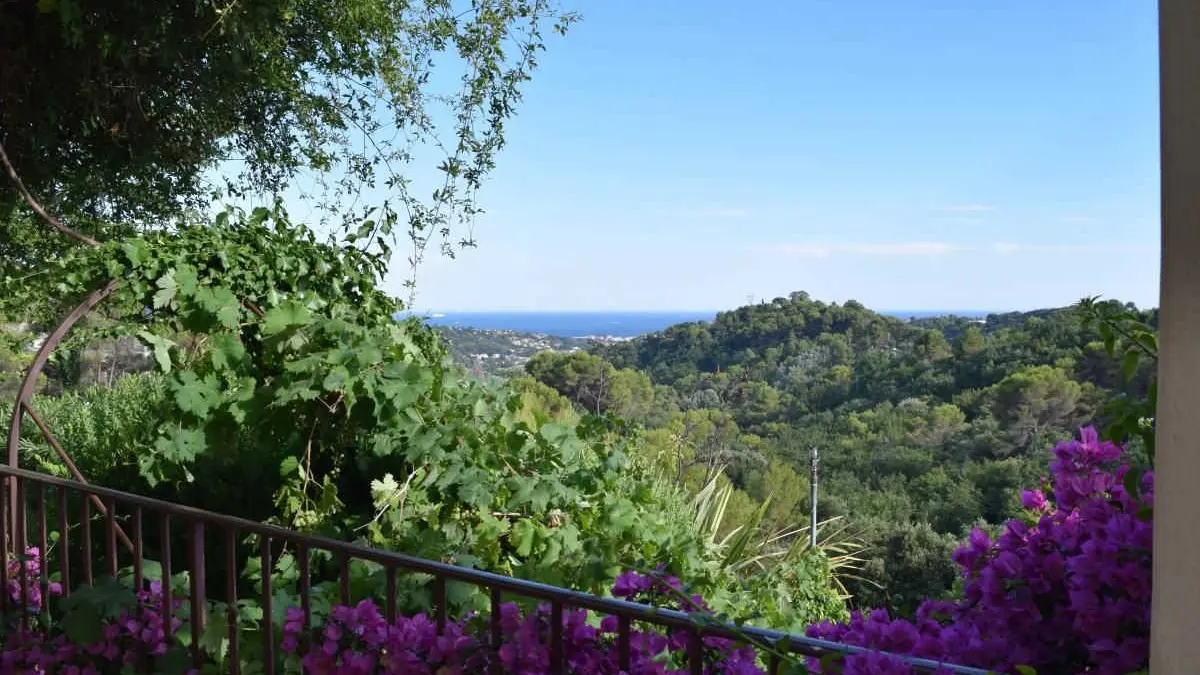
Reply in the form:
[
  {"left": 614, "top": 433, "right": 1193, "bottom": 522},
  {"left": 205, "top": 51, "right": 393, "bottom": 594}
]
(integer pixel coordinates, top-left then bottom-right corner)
[{"left": 521, "top": 292, "right": 1157, "bottom": 610}]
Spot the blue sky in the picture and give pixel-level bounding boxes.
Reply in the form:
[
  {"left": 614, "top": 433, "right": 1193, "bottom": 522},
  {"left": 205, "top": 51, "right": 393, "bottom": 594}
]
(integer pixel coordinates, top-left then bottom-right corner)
[{"left": 400, "top": 1, "right": 1161, "bottom": 312}]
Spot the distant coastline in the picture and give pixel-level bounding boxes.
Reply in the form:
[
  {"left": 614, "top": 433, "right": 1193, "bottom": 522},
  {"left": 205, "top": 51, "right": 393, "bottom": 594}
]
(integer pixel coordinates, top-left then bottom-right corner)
[{"left": 409, "top": 309, "right": 995, "bottom": 339}]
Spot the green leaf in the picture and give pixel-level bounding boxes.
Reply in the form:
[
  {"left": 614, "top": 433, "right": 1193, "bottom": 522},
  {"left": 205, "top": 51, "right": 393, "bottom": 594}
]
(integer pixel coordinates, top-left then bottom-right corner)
[
  {"left": 262, "top": 300, "right": 311, "bottom": 336},
  {"left": 323, "top": 366, "right": 351, "bottom": 392},
  {"left": 136, "top": 330, "right": 175, "bottom": 372},
  {"left": 155, "top": 428, "right": 206, "bottom": 464},
  {"left": 59, "top": 604, "right": 103, "bottom": 643},
  {"left": 121, "top": 240, "right": 149, "bottom": 266},
  {"left": 279, "top": 456, "right": 300, "bottom": 477},
  {"left": 174, "top": 264, "right": 199, "bottom": 295},
  {"left": 457, "top": 478, "right": 492, "bottom": 509},
  {"left": 1014, "top": 666, "right": 1038, "bottom": 675},
  {"left": 1123, "top": 467, "right": 1143, "bottom": 503},
  {"left": 173, "top": 371, "right": 220, "bottom": 417},
  {"left": 207, "top": 287, "right": 241, "bottom": 329},
  {"left": 154, "top": 647, "right": 193, "bottom": 675},
  {"left": 199, "top": 608, "right": 229, "bottom": 659},
  {"left": 541, "top": 534, "right": 563, "bottom": 566},
  {"left": 1122, "top": 350, "right": 1140, "bottom": 383},
  {"left": 210, "top": 333, "right": 247, "bottom": 371},
  {"left": 1098, "top": 322, "right": 1115, "bottom": 356},
  {"left": 153, "top": 272, "right": 178, "bottom": 309},
  {"left": 511, "top": 519, "right": 537, "bottom": 557}
]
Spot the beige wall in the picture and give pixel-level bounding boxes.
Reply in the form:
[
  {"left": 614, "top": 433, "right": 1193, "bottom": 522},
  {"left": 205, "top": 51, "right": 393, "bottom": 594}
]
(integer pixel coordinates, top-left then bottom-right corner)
[{"left": 1151, "top": 2, "right": 1200, "bottom": 673}]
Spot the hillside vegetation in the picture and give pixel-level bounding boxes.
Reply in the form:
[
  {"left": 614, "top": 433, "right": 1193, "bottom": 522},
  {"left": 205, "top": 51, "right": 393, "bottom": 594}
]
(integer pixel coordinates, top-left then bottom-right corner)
[{"left": 524, "top": 292, "right": 1156, "bottom": 609}]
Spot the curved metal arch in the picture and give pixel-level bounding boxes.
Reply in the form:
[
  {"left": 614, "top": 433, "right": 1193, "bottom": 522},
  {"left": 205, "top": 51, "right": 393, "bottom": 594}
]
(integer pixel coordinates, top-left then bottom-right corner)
[{"left": 6, "top": 279, "right": 132, "bottom": 552}]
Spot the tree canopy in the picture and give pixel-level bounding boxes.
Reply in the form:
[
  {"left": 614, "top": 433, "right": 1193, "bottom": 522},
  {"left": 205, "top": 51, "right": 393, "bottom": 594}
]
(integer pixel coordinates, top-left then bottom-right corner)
[{"left": 1, "top": 0, "right": 575, "bottom": 307}]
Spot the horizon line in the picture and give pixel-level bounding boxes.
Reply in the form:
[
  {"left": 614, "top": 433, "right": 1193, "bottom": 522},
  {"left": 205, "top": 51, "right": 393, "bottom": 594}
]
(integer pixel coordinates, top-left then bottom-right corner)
[{"left": 404, "top": 307, "right": 1014, "bottom": 315}]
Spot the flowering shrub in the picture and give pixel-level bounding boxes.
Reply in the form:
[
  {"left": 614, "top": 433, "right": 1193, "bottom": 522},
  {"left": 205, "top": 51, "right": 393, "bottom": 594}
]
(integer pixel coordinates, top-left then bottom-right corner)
[
  {"left": 0, "top": 563, "right": 188, "bottom": 675},
  {"left": 279, "top": 571, "right": 764, "bottom": 675},
  {"left": 807, "top": 427, "right": 1152, "bottom": 675},
  {"left": 5, "top": 547, "right": 63, "bottom": 611}
]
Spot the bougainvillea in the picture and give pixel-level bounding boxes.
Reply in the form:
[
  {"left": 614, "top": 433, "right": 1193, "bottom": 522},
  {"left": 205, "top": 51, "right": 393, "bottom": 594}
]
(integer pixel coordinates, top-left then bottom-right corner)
[
  {"left": 278, "top": 571, "right": 764, "bottom": 675},
  {"left": 807, "top": 427, "right": 1152, "bottom": 675},
  {"left": 0, "top": 565, "right": 187, "bottom": 675},
  {"left": 5, "top": 547, "right": 62, "bottom": 611}
]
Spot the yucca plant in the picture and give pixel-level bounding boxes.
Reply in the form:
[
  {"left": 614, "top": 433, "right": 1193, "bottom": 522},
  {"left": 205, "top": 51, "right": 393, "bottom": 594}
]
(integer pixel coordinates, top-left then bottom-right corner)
[{"left": 688, "top": 468, "right": 871, "bottom": 599}]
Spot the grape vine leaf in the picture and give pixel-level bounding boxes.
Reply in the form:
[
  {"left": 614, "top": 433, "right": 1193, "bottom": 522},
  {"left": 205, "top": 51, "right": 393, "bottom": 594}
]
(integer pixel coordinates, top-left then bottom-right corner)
[
  {"left": 263, "top": 300, "right": 312, "bottom": 336},
  {"left": 153, "top": 273, "right": 178, "bottom": 309},
  {"left": 136, "top": 330, "right": 174, "bottom": 372},
  {"left": 511, "top": 519, "right": 537, "bottom": 557},
  {"left": 210, "top": 332, "right": 247, "bottom": 371},
  {"left": 172, "top": 371, "right": 221, "bottom": 417},
  {"left": 155, "top": 428, "right": 206, "bottom": 464}
]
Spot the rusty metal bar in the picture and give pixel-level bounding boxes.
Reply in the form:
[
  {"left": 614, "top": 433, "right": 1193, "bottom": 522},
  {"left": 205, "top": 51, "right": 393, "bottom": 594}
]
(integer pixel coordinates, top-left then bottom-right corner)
[
  {"left": 226, "top": 528, "right": 240, "bottom": 675},
  {"left": 689, "top": 628, "right": 703, "bottom": 675},
  {"left": 433, "top": 576, "right": 446, "bottom": 634},
  {"left": 298, "top": 543, "right": 311, "bottom": 629},
  {"left": 56, "top": 487, "right": 68, "bottom": 593},
  {"left": 19, "top": 403, "right": 133, "bottom": 552},
  {"left": 13, "top": 473, "right": 25, "bottom": 557},
  {"left": 105, "top": 497, "right": 118, "bottom": 578},
  {"left": 133, "top": 507, "right": 143, "bottom": 594},
  {"left": 261, "top": 536, "right": 274, "bottom": 675},
  {"left": 490, "top": 587, "right": 503, "bottom": 675},
  {"left": 15, "top": 477, "right": 27, "bottom": 628},
  {"left": 618, "top": 615, "right": 631, "bottom": 672},
  {"left": 339, "top": 553, "right": 350, "bottom": 605},
  {"left": 0, "top": 478, "right": 8, "bottom": 614},
  {"left": 161, "top": 514, "right": 172, "bottom": 634},
  {"left": 80, "top": 497, "right": 92, "bottom": 586},
  {"left": 189, "top": 521, "right": 206, "bottom": 668},
  {"left": 6, "top": 279, "right": 119, "bottom": 549},
  {"left": 385, "top": 565, "right": 397, "bottom": 623},
  {"left": 37, "top": 485, "right": 47, "bottom": 613},
  {"left": 550, "top": 601, "right": 564, "bottom": 675}
]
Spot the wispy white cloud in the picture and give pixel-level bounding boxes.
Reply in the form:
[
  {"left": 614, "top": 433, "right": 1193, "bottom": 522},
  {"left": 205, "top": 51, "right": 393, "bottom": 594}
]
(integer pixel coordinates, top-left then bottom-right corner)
[
  {"left": 751, "top": 240, "right": 1155, "bottom": 259},
  {"left": 651, "top": 206, "right": 750, "bottom": 219},
  {"left": 695, "top": 208, "right": 750, "bottom": 218},
  {"left": 757, "top": 242, "right": 967, "bottom": 258},
  {"left": 931, "top": 204, "right": 995, "bottom": 213},
  {"left": 989, "top": 242, "right": 1154, "bottom": 255}
]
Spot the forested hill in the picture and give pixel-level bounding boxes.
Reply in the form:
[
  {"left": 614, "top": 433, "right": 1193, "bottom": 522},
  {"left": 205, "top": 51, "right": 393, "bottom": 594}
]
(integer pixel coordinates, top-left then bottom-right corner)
[{"left": 526, "top": 291, "right": 1156, "bottom": 611}]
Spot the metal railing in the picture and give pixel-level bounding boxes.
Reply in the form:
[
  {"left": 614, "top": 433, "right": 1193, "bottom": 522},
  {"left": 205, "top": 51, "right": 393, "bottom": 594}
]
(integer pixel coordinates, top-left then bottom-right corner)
[{"left": 0, "top": 464, "right": 989, "bottom": 675}]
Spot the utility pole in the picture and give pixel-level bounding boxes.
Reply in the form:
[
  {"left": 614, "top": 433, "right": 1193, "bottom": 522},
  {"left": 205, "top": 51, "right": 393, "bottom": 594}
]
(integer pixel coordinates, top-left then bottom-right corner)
[{"left": 809, "top": 446, "right": 819, "bottom": 548}]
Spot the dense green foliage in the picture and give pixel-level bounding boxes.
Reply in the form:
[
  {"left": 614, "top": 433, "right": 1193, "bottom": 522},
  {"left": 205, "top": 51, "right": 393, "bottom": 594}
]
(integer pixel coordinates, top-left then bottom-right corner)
[
  {"left": 1, "top": 0, "right": 576, "bottom": 322},
  {"left": 4, "top": 205, "right": 849, "bottom": 631},
  {"left": 525, "top": 292, "right": 1157, "bottom": 610}
]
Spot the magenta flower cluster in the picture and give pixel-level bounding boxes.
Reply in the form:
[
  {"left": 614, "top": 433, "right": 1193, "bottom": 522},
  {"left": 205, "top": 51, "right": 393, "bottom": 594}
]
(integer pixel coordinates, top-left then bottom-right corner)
[
  {"left": 280, "top": 571, "right": 763, "bottom": 675},
  {"left": 806, "top": 427, "right": 1153, "bottom": 675},
  {"left": 0, "top": 562, "right": 187, "bottom": 675},
  {"left": 5, "top": 547, "right": 63, "bottom": 612}
]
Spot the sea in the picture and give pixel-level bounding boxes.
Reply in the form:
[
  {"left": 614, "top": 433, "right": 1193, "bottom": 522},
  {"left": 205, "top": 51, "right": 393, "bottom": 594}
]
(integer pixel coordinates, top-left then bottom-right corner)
[{"left": 417, "top": 309, "right": 992, "bottom": 339}]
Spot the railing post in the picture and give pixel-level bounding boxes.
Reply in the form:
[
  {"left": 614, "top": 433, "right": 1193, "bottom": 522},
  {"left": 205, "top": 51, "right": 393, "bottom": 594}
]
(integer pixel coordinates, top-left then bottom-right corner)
[{"left": 189, "top": 520, "right": 207, "bottom": 666}]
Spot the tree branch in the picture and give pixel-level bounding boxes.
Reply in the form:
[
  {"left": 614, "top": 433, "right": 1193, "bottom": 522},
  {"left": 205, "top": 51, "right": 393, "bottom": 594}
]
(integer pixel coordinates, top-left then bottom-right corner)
[{"left": 0, "top": 139, "right": 101, "bottom": 247}]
